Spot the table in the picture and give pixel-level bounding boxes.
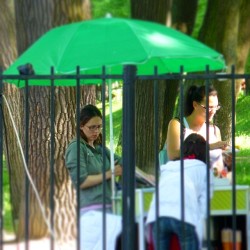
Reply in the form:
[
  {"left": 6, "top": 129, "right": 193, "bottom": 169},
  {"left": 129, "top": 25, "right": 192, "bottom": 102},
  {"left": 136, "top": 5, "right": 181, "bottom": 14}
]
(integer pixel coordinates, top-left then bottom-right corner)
[
  {"left": 116, "top": 185, "right": 250, "bottom": 250},
  {"left": 209, "top": 185, "right": 250, "bottom": 249}
]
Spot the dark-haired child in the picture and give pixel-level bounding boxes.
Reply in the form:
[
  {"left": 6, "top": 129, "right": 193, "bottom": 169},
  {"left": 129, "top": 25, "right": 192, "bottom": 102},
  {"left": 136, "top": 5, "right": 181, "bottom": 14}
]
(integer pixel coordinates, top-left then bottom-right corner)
[{"left": 147, "top": 133, "right": 214, "bottom": 250}]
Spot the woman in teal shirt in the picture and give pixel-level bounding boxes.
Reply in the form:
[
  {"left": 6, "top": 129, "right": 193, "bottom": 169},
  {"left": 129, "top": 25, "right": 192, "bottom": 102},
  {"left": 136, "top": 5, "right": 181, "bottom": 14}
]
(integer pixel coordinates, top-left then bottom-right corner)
[{"left": 65, "top": 104, "right": 122, "bottom": 212}]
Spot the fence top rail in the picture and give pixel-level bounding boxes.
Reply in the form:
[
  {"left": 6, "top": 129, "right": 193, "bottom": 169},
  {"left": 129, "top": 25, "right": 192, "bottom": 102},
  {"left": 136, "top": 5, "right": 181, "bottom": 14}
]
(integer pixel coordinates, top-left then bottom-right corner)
[{"left": 1, "top": 72, "right": 250, "bottom": 80}]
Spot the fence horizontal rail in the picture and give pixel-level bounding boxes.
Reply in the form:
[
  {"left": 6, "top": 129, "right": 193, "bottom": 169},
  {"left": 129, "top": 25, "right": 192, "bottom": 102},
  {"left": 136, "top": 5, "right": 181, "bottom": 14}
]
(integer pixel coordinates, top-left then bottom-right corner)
[{"left": 1, "top": 72, "right": 250, "bottom": 81}]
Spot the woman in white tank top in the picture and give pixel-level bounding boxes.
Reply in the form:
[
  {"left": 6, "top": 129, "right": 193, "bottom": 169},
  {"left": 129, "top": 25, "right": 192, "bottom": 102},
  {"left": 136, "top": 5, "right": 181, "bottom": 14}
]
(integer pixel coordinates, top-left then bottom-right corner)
[{"left": 167, "top": 85, "right": 227, "bottom": 172}]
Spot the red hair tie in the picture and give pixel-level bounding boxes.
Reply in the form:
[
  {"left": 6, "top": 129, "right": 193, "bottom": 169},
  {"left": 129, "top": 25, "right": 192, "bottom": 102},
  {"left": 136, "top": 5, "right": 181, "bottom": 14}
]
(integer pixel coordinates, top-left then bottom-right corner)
[{"left": 184, "top": 154, "right": 196, "bottom": 160}]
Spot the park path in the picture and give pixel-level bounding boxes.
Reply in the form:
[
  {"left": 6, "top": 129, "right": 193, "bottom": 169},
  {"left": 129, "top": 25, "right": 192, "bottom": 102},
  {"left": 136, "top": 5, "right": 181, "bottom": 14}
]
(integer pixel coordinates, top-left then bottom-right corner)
[{"left": 2, "top": 233, "right": 76, "bottom": 250}]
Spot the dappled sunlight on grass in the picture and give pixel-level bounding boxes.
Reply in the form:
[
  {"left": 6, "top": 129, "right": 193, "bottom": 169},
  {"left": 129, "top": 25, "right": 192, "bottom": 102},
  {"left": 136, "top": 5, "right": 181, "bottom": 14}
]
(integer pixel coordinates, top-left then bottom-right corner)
[
  {"left": 236, "top": 149, "right": 250, "bottom": 185},
  {"left": 235, "top": 94, "right": 250, "bottom": 185},
  {"left": 235, "top": 136, "right": 250, "bottom": 150},
  {"left": 236, "top": 94, "right": 250, "bottom": 137}
]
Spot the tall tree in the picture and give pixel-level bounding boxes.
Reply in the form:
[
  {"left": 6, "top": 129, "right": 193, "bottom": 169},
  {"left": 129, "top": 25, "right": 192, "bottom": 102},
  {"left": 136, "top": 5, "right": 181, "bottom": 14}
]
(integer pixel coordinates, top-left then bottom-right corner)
[
  {"left": 131, "top": 0, "right": 173, "bottom": 172},
  {"left": 171, "top": 0, "right": 198, "bottom": 34},
  {"left": 0, "top": 1, "right": 16, "bottom": 67},
  {"left": 236, "top": 0, "right": 250, "bottom": 94},
  {"left": 0, "top": 0, "right": 21, "bottom": 231},
  {"left": 130, "top": 0, "right": 199, "bottom": 171},
  {"left": 1, "top": 0, "right": 95, "bottom": 240}
]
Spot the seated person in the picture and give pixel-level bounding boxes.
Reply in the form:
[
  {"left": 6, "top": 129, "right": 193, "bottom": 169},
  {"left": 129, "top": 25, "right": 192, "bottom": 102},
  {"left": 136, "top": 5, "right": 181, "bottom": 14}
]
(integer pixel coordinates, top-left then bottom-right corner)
[
  {"left": 146, "top": 133, "right": 214, "bottom": 250},
  {"left": 65, "top": 104, "right": 122, "bottom": 250},
  {"left": 166, "top": 85, "right": 228, "bottom": 173},
  {"left": 65, "top": 104, "right": 154, "bottom": 249}
]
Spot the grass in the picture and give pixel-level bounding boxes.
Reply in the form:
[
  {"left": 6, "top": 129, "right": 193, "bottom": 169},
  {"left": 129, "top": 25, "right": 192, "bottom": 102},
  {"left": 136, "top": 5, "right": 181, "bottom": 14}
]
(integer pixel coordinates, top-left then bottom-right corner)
[
  {"left": 192, "top": 0, "right": 207, "bottom": 38},
  {"left": 235, "top": 93, "right": 250, "bottom": 184}
]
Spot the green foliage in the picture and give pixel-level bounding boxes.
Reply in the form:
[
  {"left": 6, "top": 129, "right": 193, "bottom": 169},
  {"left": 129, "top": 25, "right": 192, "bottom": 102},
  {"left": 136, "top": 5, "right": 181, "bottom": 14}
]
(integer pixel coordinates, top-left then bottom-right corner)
[
  {"left": 246, "top": 54, "right": 250, "bottom": 73},
  {"left": 3, "top": 164, "right": 14, "bottom": 232},
  {"left": 98, "top": 96, "right": 123, "bottom": 155},
  {"left": 192, "top": 0, "right": 207, "bottom": 38},
  {"left": 235, "top": 94, "right": 250, "bottom": 185},
  {"left": 105, "top": 106, "right": 122, "bottom": 154},
  {"left": 236, "top": 150, "right": 250, "bottom": 185},
  {"left": 92, "top": 0, "right": 130, "bottom": 18},
  {"left": 236, "top": 94, "right": 250, "bottom": 137}
]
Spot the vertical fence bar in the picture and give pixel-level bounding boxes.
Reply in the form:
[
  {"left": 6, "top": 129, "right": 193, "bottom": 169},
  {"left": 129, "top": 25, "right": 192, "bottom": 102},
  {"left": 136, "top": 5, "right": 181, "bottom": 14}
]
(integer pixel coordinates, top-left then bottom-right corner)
[
  {"left": 231, "top": 65, "right": 237, "bottom": 249},
  {"left": 24, "top": 79, "right": 30, "bottom": 250},
  {"left": 0, "top": 69, "right": 3, "bottom": 250},
  {"left": 153, "top": 67, "right": 160, "bottom": 250},
  {"left": 50, "top": 67, "right": 55, "bottom": 250},
  {"left": 205, "top": 66, "right": 211, "bottom": 250},
  {"left": 101, "top": 66, "right": 107, "bottom": 250},
  {"left": 179, "top": 67, "right": 185, "bottom": 249},
  {"left": 122, "top": 65, "right": 137, "bottom": 250},
  {"left": 76, "top": 66, "right": 81, "bottom": 250}
]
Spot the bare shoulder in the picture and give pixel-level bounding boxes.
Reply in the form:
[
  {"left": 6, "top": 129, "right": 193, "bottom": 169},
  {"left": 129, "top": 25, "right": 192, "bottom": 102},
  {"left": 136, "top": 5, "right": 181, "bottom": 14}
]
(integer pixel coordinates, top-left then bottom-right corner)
[
  {"left": 168, "top": 117, "right": 181, "bottom": 127},
  {"left": 167, "top": 118, "right": 181, "bottom": 137}
]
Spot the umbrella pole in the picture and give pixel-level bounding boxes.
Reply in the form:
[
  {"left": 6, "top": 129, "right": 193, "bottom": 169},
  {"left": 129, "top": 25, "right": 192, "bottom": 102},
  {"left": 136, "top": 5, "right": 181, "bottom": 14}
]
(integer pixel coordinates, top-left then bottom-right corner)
[{"left": 108, "top": 81, "right": 116, "bottom": 213}]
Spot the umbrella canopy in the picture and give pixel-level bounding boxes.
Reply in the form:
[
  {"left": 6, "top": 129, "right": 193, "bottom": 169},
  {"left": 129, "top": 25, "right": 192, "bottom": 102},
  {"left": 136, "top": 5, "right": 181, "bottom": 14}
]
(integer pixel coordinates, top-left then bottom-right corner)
[{"left": 4, "top": 17, "right": 225, "bottom": 87}]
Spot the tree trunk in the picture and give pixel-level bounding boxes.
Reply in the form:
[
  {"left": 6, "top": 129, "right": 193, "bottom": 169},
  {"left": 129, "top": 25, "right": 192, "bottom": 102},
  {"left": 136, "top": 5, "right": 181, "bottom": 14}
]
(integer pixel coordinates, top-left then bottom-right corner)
[
  {"left": 172, "top": 0, "right": 198, "bottom": 34},
  {"left": 0, "top": 1, "right": 16, "bottom": 68},
  {"left": 236, "top": 0, "right": 250, "bottom": 97},
  {"left": 3, "top": 0, "right": 95, "bottom": 241},
  {"left": 131, "top": 0, "right": 172, "bottom": 172},
  {"left": 131, "top": 0, "right": 170, "bottom": 23},
  {"left": 131, "top": 0, "right": 198, "bottom": 172},
  {"left": 0, "top": 0, "right": 20, "bottom": 229}
]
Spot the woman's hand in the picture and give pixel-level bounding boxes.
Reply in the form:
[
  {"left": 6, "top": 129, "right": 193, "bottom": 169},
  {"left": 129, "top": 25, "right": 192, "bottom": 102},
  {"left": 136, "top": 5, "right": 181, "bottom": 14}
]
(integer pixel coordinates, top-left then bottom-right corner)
[
  {"left": 114, "top": 165, "right": 123, "bottom": 177},
  {"left": 210, "top": 141, "right": 228, "bottom": 150},
  {"left": 106, "top": 165, "right": 122, "bottom": 179},
  {"left": 145, "top": 174, "right": 155, "bottom": 185}
]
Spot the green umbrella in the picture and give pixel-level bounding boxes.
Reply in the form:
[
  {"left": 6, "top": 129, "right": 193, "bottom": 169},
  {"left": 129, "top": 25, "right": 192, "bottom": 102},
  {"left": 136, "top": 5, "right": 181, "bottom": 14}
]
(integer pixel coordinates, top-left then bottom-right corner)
[{"left": 4, "top": 17, "right": 225, "bottom": 87}]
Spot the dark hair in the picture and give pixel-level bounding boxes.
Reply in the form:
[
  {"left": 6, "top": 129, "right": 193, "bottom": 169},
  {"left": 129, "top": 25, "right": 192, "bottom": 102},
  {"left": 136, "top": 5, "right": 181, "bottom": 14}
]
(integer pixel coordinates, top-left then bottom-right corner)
[
  {"left": 184, "top": 85, "right": 217, "bottom": 116},
  {"left": 183, "top": 133, "right": 207, "bottom": 164},
  {"left": 79, "top": 104, "right": 102, "bottom": 144}
]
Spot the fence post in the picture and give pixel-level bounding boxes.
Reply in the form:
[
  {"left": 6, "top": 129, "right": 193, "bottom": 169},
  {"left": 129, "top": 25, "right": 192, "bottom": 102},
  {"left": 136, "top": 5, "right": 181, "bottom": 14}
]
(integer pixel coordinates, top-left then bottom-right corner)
[
  {"left": 122, "top": 65, "right": 137, "bottom": 250},
  {"left": 0, "top": 68, "right": 3, "bottom": 250}
]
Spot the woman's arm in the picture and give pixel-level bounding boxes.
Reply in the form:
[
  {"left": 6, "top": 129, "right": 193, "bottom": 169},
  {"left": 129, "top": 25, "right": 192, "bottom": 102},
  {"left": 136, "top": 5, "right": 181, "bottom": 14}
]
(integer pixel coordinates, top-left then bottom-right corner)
[
  {"left": 209, "top": 141, "right": 228, "bottom": 150},
  {"left": 80, "top": 165, "right": 122, "bottom": 189},
  {"left": 166, "top": 118, "right": 181, "bottom": 160},
  {"left": 207, "top": 125, "right": 227, "bottom": 150},
  {"left": 209, "top": 125, "right": 228, "bottom": 150}
]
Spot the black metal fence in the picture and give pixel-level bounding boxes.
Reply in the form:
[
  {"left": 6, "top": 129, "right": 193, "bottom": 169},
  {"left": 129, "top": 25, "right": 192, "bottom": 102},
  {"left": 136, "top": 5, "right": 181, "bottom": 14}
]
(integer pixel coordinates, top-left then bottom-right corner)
[{"left": 0, "top": 65, "right": 250, "bottom": 250}]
